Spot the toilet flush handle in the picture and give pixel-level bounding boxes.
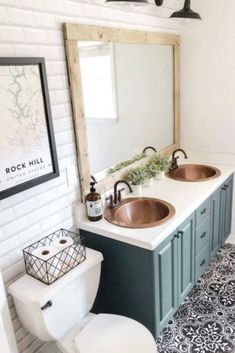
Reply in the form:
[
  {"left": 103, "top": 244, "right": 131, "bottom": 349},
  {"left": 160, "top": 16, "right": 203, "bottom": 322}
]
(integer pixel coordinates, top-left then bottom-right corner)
[{"left": 41, "top": 300, "right": 53, "bottom": 310}]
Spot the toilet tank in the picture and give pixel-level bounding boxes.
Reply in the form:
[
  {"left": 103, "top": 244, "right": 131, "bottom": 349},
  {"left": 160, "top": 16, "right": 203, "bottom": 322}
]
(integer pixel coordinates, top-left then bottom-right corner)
[{"left": 8, "top": 248, "right": 103, "bottom": 342}]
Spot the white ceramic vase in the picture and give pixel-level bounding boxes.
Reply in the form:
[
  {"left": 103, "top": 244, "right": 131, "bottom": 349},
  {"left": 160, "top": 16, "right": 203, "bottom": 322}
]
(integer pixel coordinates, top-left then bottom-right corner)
[
  {"left": 155, "top": 171, "right": 165, "bottom": 181},
  {"left": 132, "top": 184, "right": 142, "bottom": 196},
  {"left": 144, "top": 177, "right": 154, "bottom": 187}
]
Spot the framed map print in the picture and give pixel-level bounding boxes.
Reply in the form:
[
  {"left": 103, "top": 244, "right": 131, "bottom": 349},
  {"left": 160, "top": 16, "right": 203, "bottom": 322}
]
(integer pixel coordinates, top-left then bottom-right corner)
[{"left": 0, "top": 58, "right": 59, "bottom": 200}]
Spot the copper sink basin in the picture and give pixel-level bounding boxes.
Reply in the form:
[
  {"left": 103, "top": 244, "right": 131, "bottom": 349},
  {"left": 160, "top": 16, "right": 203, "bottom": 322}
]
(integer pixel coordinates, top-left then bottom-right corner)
[
  {"left": 166, "top": 164, "right": 221, "bottom": 182},
  {"left": 104, "top": 197, "right": 175, "bottom": 229}
]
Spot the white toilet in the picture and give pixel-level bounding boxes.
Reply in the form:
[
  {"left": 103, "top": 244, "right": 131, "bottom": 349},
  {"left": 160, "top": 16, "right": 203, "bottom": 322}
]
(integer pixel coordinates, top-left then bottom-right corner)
[{"left": 9, "top": 247, "right": 156, "bottom": 353}]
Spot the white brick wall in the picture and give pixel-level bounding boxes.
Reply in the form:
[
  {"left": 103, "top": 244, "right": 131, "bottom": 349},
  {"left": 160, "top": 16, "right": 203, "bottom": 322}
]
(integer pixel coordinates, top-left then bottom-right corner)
[{"left": 0, "top": 0, "right": 180, "bottom": 352}]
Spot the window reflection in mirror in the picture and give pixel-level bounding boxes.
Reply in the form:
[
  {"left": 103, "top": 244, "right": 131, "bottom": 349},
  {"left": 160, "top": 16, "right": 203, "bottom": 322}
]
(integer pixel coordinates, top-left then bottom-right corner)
[
  {"left": 78, "top": 41, "right": 174, "bottom": 179},
  {"left": 78, "top": 42, "right": 117, "bottom": 120}
]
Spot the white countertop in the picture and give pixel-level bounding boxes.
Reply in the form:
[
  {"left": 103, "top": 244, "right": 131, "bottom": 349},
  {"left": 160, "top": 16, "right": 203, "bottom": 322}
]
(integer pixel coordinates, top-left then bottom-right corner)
[{"left": 76, "top": 161, "right": 235, "bottom": 251}]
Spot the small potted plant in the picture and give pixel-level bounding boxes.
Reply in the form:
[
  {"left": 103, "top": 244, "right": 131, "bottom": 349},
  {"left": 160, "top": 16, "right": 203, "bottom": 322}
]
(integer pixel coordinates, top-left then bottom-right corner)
[
  {"left": 150, "top": 154, "right": 171, "bottom": 180},
  {"left": 144, "top": 162, "right": 158, "bottom": 187},
  {"left": 126, "top": 166, "right": 146, "bottom": 195}
]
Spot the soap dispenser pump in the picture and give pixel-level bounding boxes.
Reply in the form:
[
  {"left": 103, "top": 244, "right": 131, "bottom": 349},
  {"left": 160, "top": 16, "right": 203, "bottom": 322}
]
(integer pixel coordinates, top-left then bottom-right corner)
[{"left": 85, "top": 181, "right": 102, "bottom": 221}]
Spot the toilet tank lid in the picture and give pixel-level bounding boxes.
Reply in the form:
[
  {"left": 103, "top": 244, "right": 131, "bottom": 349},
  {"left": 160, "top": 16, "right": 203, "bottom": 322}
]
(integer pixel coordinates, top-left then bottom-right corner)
[{"left": 8, "top": 248, "right": 103, "bottom": 305}]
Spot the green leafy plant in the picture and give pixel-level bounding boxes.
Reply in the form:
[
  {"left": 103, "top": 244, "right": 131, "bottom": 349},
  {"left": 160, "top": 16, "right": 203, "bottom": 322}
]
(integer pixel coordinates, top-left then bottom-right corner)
[
  {"left": 107, "top": 159, "right": 133, "bottom": 175},
  {"left": 144, "top": 162, "right": 158, "bottom": 178},
  {"left": 126, "top": 166, "right": 147, "bottom": 185},
  {"left": 149, "top": 154, "right": 171, "bottom": 172},
  {"left": 106, "top": 153, "right": 146, "bottom": 175},
  {"left": 132, "top": 153, "right": 146, "bottom": 162}
]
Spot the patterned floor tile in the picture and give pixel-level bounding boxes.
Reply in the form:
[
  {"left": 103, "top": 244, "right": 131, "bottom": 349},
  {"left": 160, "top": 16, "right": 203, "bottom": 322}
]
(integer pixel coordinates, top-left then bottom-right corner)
[{"left": 156, "top": 243, "right": 235, "bottom": 353}]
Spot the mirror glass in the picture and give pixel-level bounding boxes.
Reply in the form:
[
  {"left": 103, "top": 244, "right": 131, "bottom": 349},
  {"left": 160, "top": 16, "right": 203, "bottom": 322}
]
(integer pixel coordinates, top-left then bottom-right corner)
[{"left": 78, "top": 41, "right": 174, "bottom": 180}]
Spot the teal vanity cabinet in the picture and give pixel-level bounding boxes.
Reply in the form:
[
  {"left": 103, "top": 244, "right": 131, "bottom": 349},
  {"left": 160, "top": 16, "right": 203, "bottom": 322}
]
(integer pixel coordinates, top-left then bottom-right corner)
[
  {"left": 82, "top": 230, "right": 159, "bottom": 338},
  {"left": 155, "top": 213, "right": 195, "bottom": 333},
  {"left": 194, "top": 198, "right": 211, "bottom": 281},
  {"left": 210, "top": 174, "right": 234, "bottom": 258},
  {"left": 210, "top": 188, "right": 222, "bottom": 258},
  {"left": 154, "top": 232, "right": 178, "bottom": 333},
  {"left": 221, "top": 175, "right": 233, "bottom": 244},
  {"left": 80, "top": 174, "right": 234, "bottom": 338},
  {"left": 195, "top": 174, "right": 234, "bottom": 278},
  {"left": 80, "top": 213, "right": 195, "bottom": 338}
]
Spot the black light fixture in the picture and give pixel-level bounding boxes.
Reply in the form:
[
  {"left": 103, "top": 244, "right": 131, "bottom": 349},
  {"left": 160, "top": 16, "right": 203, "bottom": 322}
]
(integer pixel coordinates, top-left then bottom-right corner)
[
  {"left": 155, "top": 0, "right": 201, "bottom": 20},
  {"left": 169, "top": 0, "right": 202, "bottom": 20},
  {"left": 106, "top": 0, "right": 202, "bottom": 21},
  {"left": 106, "top": 0, "right": 148, "bottom": 5}
]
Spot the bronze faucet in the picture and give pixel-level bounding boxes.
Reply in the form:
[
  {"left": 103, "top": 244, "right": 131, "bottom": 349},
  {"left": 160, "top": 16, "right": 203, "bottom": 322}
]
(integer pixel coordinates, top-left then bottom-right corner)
[
  {"left": 114, "top": 180, "right": 133, "bottom": 205},
  {"left": 106, "top": 180, "right": 133, "bottom": 208},
  {"left": 171, "top": 149, "right": 188, "bottom": 170},
  {"left": 142, "top": 146, "right": 157, "bottom": 154}
]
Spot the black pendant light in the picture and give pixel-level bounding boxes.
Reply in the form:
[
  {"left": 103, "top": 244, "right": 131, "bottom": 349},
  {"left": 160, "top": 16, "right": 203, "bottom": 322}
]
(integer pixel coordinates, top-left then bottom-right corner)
[
  {"left": 169, "top": 0, "right": 202, "bottom": 20},
  {"left": 106, "top": 0, "right": 149, "bottom": 5},
  {"left": 106, "top": 0, "right": 202, "bottom": 21}
]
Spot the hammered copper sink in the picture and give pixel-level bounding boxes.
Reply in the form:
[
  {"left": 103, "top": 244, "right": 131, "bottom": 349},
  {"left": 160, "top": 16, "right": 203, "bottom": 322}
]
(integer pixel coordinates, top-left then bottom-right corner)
[
  {"left": 166, "top": 164, "right": 221, "bottom": 182},
  {"left": 104, "top": 197, "right": 175, "bottom": 229}
]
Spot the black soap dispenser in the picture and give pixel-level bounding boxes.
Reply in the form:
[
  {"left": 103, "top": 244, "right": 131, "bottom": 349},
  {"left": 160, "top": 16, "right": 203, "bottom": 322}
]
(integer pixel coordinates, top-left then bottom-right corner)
[{"left": 85, "top": 181, "right": 102, "bottom": 221}]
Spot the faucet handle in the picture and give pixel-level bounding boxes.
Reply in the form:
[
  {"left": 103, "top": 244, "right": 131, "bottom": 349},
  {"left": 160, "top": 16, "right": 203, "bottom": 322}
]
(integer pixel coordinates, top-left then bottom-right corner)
[
  {"left": 118, "top": 188, "right": 126, "bottom": 203},
  {"left": 106, "top": 194, "right": 114, "bottom": 208},
  {"left": 170, "top": 156, "right": 179, "bottom": 170}
]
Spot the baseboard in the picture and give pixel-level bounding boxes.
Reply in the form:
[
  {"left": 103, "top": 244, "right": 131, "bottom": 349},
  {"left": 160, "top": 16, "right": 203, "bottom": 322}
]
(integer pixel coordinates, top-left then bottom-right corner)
[{"left": 226, "top": 233, "right": 235, "bottom": 244}]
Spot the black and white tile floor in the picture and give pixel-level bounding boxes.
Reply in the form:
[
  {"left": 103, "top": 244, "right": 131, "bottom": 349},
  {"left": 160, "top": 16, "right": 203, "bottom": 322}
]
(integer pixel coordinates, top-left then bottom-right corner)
[{"left": 156, "top": 243, "right": 235, "bottom": 353}]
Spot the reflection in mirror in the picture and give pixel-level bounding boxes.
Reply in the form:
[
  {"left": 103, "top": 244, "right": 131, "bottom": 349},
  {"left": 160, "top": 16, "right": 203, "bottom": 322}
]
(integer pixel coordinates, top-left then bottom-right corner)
[
  {"left": 78, "top": 42, "right": 117, "bottom": 120},
  {"left": 78, "top": 41, "right": 174, "bottom": 180},
  {"left": 64, "top": 23, "right": 180, "bottom": 198}
]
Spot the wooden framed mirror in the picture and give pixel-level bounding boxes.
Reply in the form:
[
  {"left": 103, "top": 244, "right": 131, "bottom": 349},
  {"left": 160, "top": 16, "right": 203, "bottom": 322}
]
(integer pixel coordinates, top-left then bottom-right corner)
[{"left": 63, "top": 23, "right": 180, "bottom": 201}]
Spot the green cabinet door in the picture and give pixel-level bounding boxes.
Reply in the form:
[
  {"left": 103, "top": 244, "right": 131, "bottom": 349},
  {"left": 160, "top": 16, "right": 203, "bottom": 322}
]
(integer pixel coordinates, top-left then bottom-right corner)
[
  {"left": 177, "top": 214, "right": 195, "bottom": 304},
  {"left": 223, "top": 176, "right": 233, "bottom": 241},
  {"left": 155, "top": 232, "right": 178, "bottom": 333},
  {"left": 221, "top": 175, "right": 234, "bottom": 244},
  {"left": 210, "top": 188, "right": 222, "bottom": 258},
  {"left": 155, "top": 214, "right": 195, "bottom": 334}
]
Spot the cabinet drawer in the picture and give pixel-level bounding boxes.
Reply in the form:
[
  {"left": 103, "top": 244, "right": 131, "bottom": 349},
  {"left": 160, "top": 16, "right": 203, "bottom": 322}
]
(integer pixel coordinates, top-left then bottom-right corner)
[
  {"left": 195, "top": 216, "right": 210, "bottom": 255},
  {"left": 195, "top": 243, "right": 210, "bottom": 281},
  {"left": 196, "top": 198, "right": 210, "bottom": 226}
]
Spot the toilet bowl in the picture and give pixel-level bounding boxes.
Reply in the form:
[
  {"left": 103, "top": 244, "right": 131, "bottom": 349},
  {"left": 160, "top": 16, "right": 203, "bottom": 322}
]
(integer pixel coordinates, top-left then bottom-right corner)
[{"left": 9, "top": 247, "right": 156, "bottom": 353}]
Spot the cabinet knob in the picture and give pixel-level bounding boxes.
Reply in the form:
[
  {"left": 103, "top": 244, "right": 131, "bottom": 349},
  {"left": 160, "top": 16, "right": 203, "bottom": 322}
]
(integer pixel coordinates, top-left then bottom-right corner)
[
  {"left": 224, "top": 184, "right": 228, "bottom": 188},
  {"left": 200, "top": 259, "right": 206, "bottom": 267},
  {"left": 174, "top": 231, "right": 183, "bottom": 239},
  {"left": 222, "top": 187, "right": 226, "bottom": 191},
  {"left": 200, "top": 208, "right": 207, "bottom": 215},
  {"left": 200, "top": 231, "right": 207, "bottom": 239}
]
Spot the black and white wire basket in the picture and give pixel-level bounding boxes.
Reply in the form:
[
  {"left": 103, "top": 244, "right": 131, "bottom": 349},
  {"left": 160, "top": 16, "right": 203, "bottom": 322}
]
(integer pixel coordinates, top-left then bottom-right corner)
[{"left": 23, "top": 229, "right": 86, "bottom": 285}]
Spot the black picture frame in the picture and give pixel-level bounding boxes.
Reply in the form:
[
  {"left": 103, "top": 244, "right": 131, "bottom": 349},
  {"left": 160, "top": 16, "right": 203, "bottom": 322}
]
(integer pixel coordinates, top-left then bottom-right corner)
[{"left": 0, "top": 57, "right": 59, "bottom": 200}]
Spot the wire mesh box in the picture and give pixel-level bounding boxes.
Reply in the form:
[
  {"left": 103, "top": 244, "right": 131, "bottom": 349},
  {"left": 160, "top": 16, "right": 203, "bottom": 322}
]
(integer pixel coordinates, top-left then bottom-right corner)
[{"left": 23, "top": 229, "right": 86, "bottom": 285}]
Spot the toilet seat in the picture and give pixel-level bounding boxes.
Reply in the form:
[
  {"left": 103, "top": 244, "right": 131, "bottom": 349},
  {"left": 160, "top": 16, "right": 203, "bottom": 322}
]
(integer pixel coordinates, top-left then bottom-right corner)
[{"left": 75, "top": 314, "right": 156, "bottom": 353}]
